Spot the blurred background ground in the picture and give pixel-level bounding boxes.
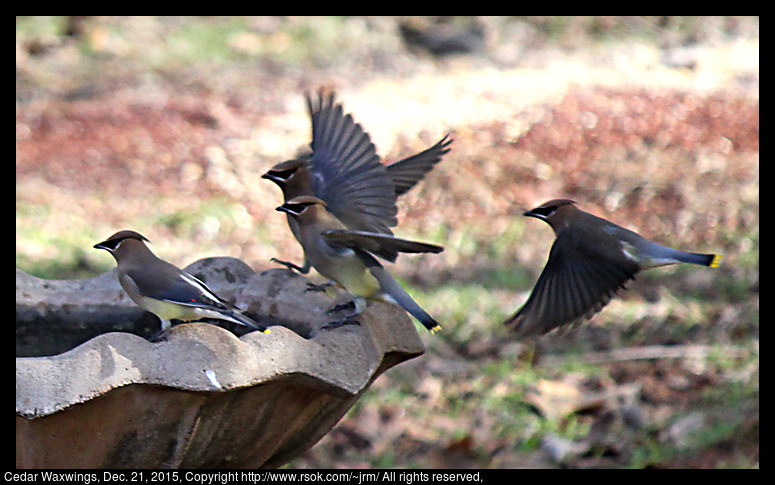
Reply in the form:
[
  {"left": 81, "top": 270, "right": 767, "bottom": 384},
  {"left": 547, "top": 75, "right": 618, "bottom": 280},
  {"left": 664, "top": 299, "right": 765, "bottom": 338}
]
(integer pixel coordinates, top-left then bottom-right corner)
[{"left": 16, "top": 17, "right": 758, "bottom": 468}]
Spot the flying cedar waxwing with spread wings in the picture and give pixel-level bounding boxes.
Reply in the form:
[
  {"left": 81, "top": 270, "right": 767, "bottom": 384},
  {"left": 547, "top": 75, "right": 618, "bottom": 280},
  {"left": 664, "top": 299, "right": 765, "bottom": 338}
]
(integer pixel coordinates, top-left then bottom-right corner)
[
  {"left": 263, "top": 90, "right": 448, "bottom": 332},
  {"left": 505, "top": 199, "right": 721, "bottom": 337},
  {"left": 263, "top": 90, "right": 451, "bottom": 273}
]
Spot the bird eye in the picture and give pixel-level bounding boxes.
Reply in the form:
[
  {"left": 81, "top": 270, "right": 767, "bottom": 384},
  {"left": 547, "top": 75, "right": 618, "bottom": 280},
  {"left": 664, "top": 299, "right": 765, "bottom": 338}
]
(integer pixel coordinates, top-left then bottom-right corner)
[
  {"left": 270, "top": 168, "right": 296, "bottom": 180},
  {"left": 536, "top": 207, "right": 556, "bottom": 217},
  {"left": 104, "top": 240, "right": 123, "bottom": 250},
  {"left": 286, "top": 203, "right": 309, "bottom": 214}
]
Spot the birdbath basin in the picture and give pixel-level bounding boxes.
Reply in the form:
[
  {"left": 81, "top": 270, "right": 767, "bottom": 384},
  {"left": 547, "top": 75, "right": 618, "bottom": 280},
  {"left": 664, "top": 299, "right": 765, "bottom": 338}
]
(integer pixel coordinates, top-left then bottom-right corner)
[{"left": 16, "top": 258, "right": 425, "bottom": 468}]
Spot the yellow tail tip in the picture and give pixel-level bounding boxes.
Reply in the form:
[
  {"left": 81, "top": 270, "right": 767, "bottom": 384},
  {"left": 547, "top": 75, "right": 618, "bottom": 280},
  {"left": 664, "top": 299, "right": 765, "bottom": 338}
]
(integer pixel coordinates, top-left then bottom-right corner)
[
  {"left": 262, "top": 329, "right": 271, "bottom": 334},
  {"left": 429, "top": 324, "right": 442, "bottom": 334},
  {"left": 710, "top": 254, "right": 721, "bottom": 268}
]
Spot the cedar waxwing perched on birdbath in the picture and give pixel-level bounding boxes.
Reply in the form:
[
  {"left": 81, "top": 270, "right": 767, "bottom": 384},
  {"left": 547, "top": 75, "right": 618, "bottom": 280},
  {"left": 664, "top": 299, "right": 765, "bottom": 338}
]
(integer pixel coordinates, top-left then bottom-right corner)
[
  {"left": 264, "top": 90, "right": 448, "bottom": 333},
  {"left": 262, "top": 90, "right": 451, "bottom": 273},
  {"left": 16, "top": 261, "right": 426, "bottom": 468},
  {"left": 94, "top": 230, "right": 268, "bottom": 334},
  {"left": 505, "top": 199, "right": 721, "bottom": 337},
  {"left": 277, "top": 196, "right": 443, "bottom": 332}
]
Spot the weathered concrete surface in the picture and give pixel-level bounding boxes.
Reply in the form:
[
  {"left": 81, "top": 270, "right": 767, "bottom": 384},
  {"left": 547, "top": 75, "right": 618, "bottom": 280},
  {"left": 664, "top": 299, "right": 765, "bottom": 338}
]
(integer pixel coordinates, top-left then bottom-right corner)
[{"left": 16, "top": 259, "right": 425, "bottom": 468}]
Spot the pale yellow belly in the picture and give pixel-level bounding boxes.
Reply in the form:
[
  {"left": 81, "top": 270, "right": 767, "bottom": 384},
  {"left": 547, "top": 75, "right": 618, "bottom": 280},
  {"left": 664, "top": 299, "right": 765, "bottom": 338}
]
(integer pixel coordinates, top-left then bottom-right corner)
[
  {"left": 138, "top": 296, "right": 202, "bottom": 321},
  {"left": 315, "top": 254, "right": 381, "bottom": 299}
]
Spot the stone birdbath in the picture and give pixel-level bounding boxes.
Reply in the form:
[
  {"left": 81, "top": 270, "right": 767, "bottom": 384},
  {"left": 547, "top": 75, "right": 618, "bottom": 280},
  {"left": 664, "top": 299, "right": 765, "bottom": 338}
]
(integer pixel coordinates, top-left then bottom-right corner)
[{"left": 16, "top": 258, "right": 425, "bottom": 468}]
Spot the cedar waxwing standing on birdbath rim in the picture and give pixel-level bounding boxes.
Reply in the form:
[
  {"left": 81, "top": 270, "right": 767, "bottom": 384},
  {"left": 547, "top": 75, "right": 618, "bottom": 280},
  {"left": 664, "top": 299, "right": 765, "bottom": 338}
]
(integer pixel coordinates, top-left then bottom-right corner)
[
  {"left": 276, "top": 196, "right": 443, "bottom": 332},
  {"left": 505, "top": 199, "right": 721, "bottom": 337},
  {"left": 263, "top": 90, "right": 447, "bottom": 332},
  {"left": 262, "top": 90, "right": 452, "bottom": 274},
  {"left": 94, "top": 230, "right": 268, "bottom": 334}
]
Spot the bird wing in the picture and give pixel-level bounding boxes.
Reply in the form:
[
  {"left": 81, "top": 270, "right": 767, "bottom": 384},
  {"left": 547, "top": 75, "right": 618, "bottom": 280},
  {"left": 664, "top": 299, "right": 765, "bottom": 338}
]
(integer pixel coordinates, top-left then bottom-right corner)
[
  {"left": 127, "top": 265, "right": 232, "bottom": 310},
  {"left": 306, "top": 91, "right": 398, "bottom": 234},
  {"left": 505, "top": 231, "right": 638, "bottom": 337},
  {"left": 387, "top": 133, "right": 452, "bottom": 196},
  {"left": 122, "top": 263, "right": 264, "bottom": 330},
  {"left": 321, "top": 229, "right": 443, "bottom": 263}
]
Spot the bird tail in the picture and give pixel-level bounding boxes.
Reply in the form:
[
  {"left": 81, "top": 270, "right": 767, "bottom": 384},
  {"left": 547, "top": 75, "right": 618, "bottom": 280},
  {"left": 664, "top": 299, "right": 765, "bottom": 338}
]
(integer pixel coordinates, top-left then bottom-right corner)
[
  {"left": 693, "top": 253, "right": 721, "bottom": 267},
  {"left": 641, "top": 241, "right": 721, "bottom": 269},
  {"left": 365, "top": 260, "right": 441, "bottom": 333},
  {"left": 221, "top": 309, "right": 270, "bottom": 333},
  {"left": 668, "top": 250, "right": 721, "bottom": 267}
]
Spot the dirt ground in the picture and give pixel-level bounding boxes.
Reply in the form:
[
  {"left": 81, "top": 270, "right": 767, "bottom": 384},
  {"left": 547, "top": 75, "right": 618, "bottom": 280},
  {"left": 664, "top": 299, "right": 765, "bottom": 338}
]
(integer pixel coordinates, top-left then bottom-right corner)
[{"left": 17, "top": 17, "right": 758, "bottom": 468}]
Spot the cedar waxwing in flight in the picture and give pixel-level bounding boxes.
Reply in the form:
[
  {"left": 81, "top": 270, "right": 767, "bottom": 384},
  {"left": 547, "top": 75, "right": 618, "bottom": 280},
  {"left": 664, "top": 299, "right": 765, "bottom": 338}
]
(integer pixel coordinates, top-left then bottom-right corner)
[
  {"left": 94, "top": 230, "right": 268, "bottom": 333},
  {"left": 263, "top": 90, "right": 452, "bottom": 273},
  {"left": 505, "top": 199, "right": 721, "bottom": 337},
  {"left": 277, "top": 196, "right": 443, "bottom": 333}
]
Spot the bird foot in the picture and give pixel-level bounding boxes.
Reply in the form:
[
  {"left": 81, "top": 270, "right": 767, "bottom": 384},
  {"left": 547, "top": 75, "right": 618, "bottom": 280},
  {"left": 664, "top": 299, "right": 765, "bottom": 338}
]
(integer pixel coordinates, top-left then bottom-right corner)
[
  {"left": 306, "top": 281, "right": 334, "bottom": 292},
  {"left": 148, "top": 329, "right": 169, "bottom": 342},
  {"left": 326, "top": 300, "right": 356, "bottom": 314},
  {"left": 270, "top": 257, "right": 307, "bottom": 273},
  {"left": 323, "top": 316, "right": 361, "bottom": 330}
]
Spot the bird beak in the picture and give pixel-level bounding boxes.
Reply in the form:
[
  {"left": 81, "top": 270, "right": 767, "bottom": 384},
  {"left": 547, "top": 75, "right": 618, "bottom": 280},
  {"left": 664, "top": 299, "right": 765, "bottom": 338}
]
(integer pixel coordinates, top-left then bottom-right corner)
[
  {"left": 262, "top": 172, "right": 285, "bottom": 185},
  {"left": 276, "top": 204, "right": 293, "bottom": 215},
  {"left": 261, "top": 172, "right": 288, "bottom": 189},
  {"left": 523, "top": 209, "right": 538, "bottom": 218},
  {"left": 93, "top": 241, "right": 108, "bottom": 250}
]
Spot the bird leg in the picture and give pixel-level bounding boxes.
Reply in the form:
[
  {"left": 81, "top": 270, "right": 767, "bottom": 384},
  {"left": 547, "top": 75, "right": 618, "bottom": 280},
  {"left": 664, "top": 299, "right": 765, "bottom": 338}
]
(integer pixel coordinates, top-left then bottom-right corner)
[
  {"left": 148, "top": 317, "right": 180, "bottom": 342},
  {"left": 270, "top": 257, "right": 310, "bottom": 274},
  {"left": 306, "top": 281, "right": 335, "bottom": 292},
  {"left": 322, "top": 315, "right": 361, "bottom": 330},
  {"left": 326, "top": 300, "right": 355, "bottom": 314},
  {"left": 149, "top": 328, "right": 169, "bottom": 342},
  {"left": 324, "top": 297, "right": 366, "bottom": 329}
]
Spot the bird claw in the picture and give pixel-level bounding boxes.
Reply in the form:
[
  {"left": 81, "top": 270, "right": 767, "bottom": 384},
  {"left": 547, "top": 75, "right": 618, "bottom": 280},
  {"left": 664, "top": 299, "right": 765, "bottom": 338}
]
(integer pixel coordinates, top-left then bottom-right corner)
[
  {"left": 326, "top": 301, "right": 355, "bottom": 314},
  {"left": 148, "top": 329, "right": 169, "bottom": 342},
  {"left": 322, "top": 316, "right": 360, "bottom": 330},
  {"left": 271, "top": 257, "right": 306, "bottom": 273},
  {"left": 306, "top": 281, "right": 334, "bottom": 292}
]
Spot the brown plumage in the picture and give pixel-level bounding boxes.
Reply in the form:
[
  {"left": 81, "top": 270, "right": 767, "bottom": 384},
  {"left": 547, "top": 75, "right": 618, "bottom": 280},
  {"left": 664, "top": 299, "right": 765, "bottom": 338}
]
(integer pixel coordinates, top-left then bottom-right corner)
[{"left": 505, "top": 200, "right": 721, "bottom": 337}]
